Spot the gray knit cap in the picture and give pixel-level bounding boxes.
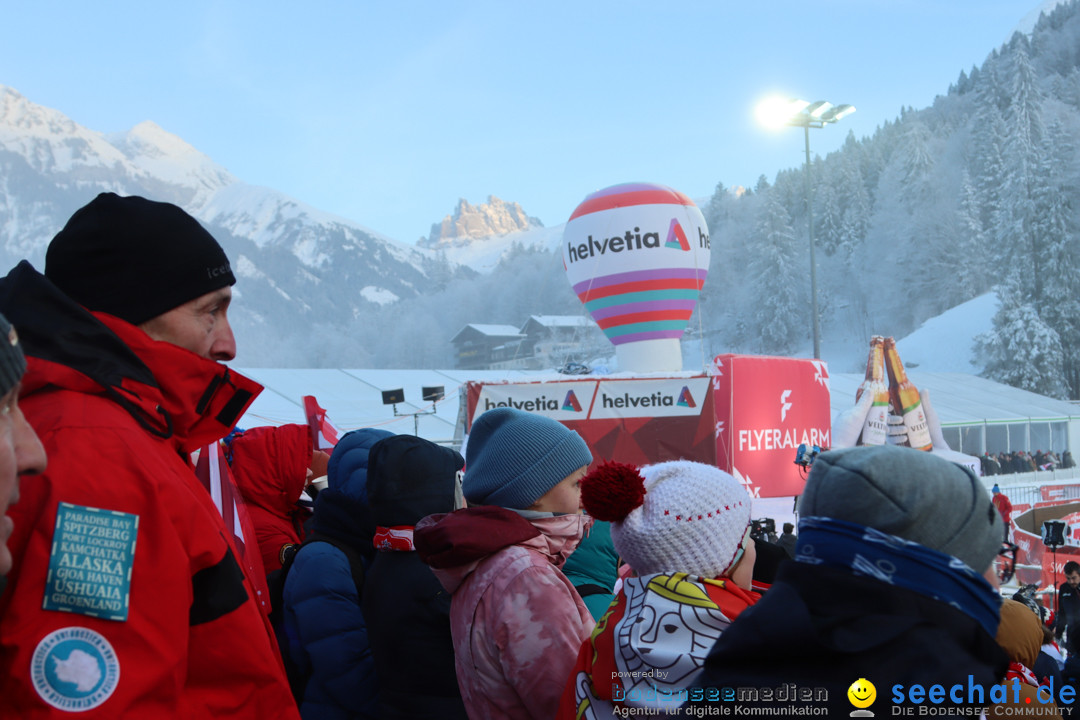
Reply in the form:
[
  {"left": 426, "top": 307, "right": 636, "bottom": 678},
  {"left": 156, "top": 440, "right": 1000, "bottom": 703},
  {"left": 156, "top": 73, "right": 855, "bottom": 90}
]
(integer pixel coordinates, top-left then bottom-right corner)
[
  {"left": 799, "top": 445, "right": 1003, "bottom": 572},
  {"left": 0, "top": 313, "right": 26, "bottom": 399},
  {"left": 463, "top": 407, "right": 593, "bottom": 509}
]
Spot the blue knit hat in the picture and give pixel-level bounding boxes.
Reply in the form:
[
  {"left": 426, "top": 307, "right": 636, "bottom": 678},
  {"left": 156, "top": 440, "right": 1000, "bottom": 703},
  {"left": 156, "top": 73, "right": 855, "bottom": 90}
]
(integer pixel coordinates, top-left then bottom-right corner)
[{"left": 463, "top": 408, "right": 593, "bottom": 509}]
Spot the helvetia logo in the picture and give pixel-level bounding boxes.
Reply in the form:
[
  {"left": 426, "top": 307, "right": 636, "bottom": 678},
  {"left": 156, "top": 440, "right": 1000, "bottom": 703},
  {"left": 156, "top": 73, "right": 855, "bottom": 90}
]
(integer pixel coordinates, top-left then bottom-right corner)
[
  {"left": 665, "top": 219, "right": 691, "bottom": 251},
  {"left": 566, "top": 222, "right": 706, "bottom": 263},
  {"left": 677, "top": 386, "right": 696, "bottom": 408},
  {"left": 563, "top": 390, "right": 583, "bottom": 412}
]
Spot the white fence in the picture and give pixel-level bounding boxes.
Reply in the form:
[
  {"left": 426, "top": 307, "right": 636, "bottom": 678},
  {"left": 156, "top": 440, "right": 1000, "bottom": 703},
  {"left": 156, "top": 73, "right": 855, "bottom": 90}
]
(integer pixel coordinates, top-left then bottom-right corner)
[{"left": 987, "top": 467, "right": 1080, "bottom": 508}]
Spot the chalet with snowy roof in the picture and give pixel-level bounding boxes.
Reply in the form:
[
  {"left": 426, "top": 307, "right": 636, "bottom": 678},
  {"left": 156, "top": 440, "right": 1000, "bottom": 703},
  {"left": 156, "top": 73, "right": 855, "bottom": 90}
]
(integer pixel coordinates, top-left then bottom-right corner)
[
  {"left": 451, "top": 316, "right": 607, "bottom": 370},
  {"left": 519, "top": 315, "right": 602, "bottom": 369},
  {"left": 450, "top": 324, "right": 526, "bottom": 370}
]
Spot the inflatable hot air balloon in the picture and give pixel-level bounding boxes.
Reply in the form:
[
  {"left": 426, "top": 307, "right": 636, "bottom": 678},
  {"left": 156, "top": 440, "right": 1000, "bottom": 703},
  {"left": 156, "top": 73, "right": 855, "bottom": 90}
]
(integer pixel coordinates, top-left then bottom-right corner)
[{"left": 563, "top": 182, "right": 710, "bottom": 373}]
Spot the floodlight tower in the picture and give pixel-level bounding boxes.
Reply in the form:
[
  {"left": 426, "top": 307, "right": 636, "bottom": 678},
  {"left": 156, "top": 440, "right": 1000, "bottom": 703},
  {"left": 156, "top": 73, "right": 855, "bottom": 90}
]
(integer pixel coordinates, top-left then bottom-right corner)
[{"left": 756, "top": 98, "right": 856, "bottom": 360}]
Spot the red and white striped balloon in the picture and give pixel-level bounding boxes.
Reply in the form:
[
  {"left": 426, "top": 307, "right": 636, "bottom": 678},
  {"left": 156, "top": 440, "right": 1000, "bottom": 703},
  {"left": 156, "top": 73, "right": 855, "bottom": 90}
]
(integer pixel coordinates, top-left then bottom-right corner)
[{"left": 563, "top": 182, "right": 710, "bottom": 372}]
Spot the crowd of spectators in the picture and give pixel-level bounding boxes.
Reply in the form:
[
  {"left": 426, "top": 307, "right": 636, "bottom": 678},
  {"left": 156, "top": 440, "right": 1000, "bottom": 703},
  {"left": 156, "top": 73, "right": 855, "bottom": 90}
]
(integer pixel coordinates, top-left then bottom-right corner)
[
  {"left": 1, "top": 191, "right": 1075, "bottom": 717},
  {"left": 982, "top": 450, "right": 1075, "bottom": 476}
]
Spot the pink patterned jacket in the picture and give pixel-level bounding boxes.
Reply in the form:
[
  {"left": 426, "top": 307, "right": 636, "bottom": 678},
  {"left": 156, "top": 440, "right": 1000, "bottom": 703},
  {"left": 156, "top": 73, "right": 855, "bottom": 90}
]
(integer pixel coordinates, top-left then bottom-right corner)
[{"left": 416, "top": 506, "right": 596, "bottom": 720}]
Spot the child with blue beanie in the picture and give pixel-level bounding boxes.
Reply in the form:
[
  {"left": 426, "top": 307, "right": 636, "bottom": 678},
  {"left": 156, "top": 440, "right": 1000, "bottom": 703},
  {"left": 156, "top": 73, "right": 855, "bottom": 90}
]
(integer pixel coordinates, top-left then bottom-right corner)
[{"left": 415, "top": 407, "right": 595, "bottom": 720}]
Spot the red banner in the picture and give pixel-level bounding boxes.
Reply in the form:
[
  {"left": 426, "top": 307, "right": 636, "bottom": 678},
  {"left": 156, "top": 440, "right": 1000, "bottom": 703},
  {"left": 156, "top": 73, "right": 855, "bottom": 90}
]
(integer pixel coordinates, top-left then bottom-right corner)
[
  {"left": 303, "top": 394, "right": 341, "bottom": 451},
  {"left": 465, "top": 376, "right": 715, "bottom": 468},
  {"left": 711, "top": 355, "right": 832, "bottom": 499}
]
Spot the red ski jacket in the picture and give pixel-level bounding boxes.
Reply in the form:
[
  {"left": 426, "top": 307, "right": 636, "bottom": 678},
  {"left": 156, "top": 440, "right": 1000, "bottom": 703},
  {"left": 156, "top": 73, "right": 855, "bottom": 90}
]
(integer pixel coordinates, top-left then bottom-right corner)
[
  {"left": 0, "top": 262, "right": 300, "bottom": 719},
  {"left": 229, "top": 423, "right": 313, "bottom": 572}
]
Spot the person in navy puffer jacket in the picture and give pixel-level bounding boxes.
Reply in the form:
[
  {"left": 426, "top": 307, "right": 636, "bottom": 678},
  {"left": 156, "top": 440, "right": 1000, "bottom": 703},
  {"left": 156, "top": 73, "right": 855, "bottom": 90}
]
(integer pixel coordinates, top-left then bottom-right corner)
[{"left": 282, "top": 427, "right": 394, "bottom": 720}]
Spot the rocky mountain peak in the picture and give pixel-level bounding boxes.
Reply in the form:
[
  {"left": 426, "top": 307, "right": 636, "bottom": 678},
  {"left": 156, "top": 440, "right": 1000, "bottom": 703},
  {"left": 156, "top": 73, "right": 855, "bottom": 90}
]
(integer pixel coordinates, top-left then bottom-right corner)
[{"left": 419, "top": 195, "right": 542, "bottom": 247}]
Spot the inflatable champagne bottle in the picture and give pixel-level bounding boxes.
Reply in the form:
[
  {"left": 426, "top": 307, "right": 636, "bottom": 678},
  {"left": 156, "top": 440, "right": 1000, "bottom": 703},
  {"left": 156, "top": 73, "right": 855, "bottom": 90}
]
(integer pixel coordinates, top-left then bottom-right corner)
[
  {"left": 856, "top": 336, "right": 889, "bottom": 445},
  {"left": 883, "top": 337, "right": 933, "bottom": 451}
]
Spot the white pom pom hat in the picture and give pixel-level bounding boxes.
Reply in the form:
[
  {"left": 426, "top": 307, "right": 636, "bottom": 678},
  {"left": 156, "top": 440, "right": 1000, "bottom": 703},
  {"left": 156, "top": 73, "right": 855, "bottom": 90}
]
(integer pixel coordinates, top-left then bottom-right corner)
[{"left": 611, "top": 460, "right": 753, "bottom": 579}]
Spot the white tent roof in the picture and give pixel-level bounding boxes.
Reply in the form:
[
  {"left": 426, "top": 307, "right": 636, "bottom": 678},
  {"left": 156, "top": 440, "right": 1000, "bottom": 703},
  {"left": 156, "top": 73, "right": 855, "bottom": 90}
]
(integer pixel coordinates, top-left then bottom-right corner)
[
  {"left": 236, "top": 367, "right": 1080, "bottom": 445},
  {"left": 237, "top": 368, "right": 555, "bottom": 443}
]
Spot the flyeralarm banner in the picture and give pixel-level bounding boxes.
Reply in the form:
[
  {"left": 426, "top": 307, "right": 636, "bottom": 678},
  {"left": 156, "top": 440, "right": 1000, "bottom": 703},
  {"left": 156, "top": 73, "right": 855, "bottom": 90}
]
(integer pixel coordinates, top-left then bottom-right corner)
[{"left": 712, "top": 354, "right": 832, "bottom": 498}]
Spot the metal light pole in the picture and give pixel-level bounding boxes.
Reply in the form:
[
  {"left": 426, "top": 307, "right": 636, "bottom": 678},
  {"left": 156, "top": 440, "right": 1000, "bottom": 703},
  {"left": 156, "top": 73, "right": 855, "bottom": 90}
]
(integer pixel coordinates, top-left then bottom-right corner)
[
  {"left": 803, "top": 124, "right": 820, "bottom": 360},
  {"left": 756, "top": 98, "right": 856, "bottom": 359}
]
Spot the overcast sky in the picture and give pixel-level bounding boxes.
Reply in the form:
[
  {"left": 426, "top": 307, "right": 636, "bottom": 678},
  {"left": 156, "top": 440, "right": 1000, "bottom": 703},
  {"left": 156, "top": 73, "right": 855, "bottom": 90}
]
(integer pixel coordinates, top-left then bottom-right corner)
[{"left": 0, "top": 1, "right": 1058, "bottom": 243}]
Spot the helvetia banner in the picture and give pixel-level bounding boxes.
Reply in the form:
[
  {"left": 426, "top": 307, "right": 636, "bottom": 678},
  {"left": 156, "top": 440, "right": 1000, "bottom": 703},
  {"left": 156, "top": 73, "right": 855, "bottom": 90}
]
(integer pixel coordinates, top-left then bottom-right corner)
[{"left": 467, "top": 377, "right": 715, "bottom": 468}]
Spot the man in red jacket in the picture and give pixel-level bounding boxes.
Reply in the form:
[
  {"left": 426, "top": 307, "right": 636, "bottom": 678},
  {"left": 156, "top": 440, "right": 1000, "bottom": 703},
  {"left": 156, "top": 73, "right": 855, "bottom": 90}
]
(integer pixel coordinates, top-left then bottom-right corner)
[
  {"left": 0, "top": 193, "right": 299, "bottom": 718},
  {"left": 992, "top": 484, "right": 1014, "bottom": 542}
]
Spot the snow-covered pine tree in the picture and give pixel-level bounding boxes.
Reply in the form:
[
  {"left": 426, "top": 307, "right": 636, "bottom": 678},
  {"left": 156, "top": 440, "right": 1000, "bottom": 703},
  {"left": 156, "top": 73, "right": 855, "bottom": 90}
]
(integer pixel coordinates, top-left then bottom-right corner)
[
  {"left": 838, "top": 150, "right": 872, "bottom": 251},
  {"left": 1003, "top": 41, "right": 1047, "bottom": 288},
  {"left": 702, "top": 181, "right": 731, "bottom": 233},
  {"left": 746, "top": 193, "right": 807, "bottom": 354},
  {"left": 1033, "top": 120, "right": 1080, "bottom": 398},
  {"left": 957, "top": 170, "right": 988, "bottom": 296},
  {"left": 976, "top": 275, "right": 1069, "bottom": 399},
  {"left": 898, "top": 120, "right": 935, "bottom": 207},
  {"left": 970, "top": 98, "right": 1007, "bottom": 243},
  {"left": 814, "top": 180, "right": 843, "bottom": 256}
]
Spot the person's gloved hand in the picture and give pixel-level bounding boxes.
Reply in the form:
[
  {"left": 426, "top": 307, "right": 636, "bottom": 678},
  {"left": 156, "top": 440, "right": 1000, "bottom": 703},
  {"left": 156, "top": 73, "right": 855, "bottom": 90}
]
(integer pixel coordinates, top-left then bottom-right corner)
[
  {"left": 920, "top": 388, "right": 950, "bottom": 451},
  {"left": 831, "top": 389, "right": 874, "bottom": 449},
  {"left": 886, "top": 412, "right": 908, "bottom": 445}
]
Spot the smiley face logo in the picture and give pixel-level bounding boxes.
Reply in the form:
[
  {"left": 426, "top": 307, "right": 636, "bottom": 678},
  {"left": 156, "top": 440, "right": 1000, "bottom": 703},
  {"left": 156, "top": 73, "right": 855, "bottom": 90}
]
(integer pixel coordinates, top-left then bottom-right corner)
[{"left": 848, "top": 678, "right": 876, "bottom": 709}]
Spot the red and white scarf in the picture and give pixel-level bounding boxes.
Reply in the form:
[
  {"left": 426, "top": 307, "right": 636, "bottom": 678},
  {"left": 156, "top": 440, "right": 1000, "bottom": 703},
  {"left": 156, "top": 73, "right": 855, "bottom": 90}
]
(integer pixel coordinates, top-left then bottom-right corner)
[
  {"left": 1005, "top": 661, "right": 1039, "bottom": 687},
  {"left": 374, "top": 525, "right": 415, "bottom": 551}
]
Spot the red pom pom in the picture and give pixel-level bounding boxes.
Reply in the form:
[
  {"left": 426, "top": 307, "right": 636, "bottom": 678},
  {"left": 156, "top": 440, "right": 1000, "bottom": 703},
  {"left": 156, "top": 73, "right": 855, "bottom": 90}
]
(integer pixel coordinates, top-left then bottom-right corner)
[{"left": 581, "top": 461, "right": 646, "bottom": 522}]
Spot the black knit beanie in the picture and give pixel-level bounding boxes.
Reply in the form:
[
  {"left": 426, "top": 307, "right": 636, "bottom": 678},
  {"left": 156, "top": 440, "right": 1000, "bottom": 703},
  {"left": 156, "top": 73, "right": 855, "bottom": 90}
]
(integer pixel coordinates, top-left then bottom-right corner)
[
  {"left": 0, "top": 313, "right": 26, "bottom": 399},
  {"left": 45, "top": 193, "right": 235, "bottom": 325}
]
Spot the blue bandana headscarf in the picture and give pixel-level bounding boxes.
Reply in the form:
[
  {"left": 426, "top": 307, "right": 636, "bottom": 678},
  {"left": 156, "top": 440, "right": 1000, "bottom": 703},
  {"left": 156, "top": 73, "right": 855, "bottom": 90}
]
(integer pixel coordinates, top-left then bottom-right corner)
[{"left": 795, "top": 516, "right": 1002, "bottom": 637}]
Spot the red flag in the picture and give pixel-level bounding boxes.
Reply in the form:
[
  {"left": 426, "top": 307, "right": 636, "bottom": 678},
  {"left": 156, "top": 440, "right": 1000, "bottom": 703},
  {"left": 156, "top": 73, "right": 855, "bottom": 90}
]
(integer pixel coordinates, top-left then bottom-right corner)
[
  {"left": 303, "top": 395, "right": 341, "bottom": 451},
  {"left": 195, "top": 441, "right": 271, "bottom": 616}
]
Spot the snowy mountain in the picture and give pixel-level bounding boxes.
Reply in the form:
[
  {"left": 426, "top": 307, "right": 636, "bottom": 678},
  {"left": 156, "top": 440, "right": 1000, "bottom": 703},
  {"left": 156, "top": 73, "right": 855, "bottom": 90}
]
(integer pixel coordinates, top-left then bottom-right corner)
[
  {"left": 420, "top": 195, "right": 543, "bottom": 246},
  {"left": 426, "top": 223, "right": 563, "bottom": 273},
  {"left": 0, "top": 84, "right": 485, "bottom": 364}
]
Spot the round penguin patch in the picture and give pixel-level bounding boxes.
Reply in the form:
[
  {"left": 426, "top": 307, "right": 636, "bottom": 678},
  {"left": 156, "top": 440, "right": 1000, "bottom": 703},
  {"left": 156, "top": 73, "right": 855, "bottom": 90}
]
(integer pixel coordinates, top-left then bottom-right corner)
[{"left": 31, "top": 627, "right": 119, "bottom": 712}]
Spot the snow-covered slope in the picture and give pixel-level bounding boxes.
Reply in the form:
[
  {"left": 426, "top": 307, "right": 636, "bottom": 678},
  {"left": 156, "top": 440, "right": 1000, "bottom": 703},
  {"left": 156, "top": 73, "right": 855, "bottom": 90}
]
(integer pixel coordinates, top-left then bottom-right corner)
[{"left": 895, "top": 292, "right": 997, "bottom": 374}]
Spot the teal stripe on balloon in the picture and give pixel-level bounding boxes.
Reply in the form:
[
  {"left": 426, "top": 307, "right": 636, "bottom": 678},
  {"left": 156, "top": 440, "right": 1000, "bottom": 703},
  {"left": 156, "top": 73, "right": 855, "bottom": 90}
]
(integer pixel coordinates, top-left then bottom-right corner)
[
  {"left": 584, "top": 288, "right": 699, "bottom": 312},
  {"left": 602, "top": 320, "right": 689, "bottom": 339}
]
